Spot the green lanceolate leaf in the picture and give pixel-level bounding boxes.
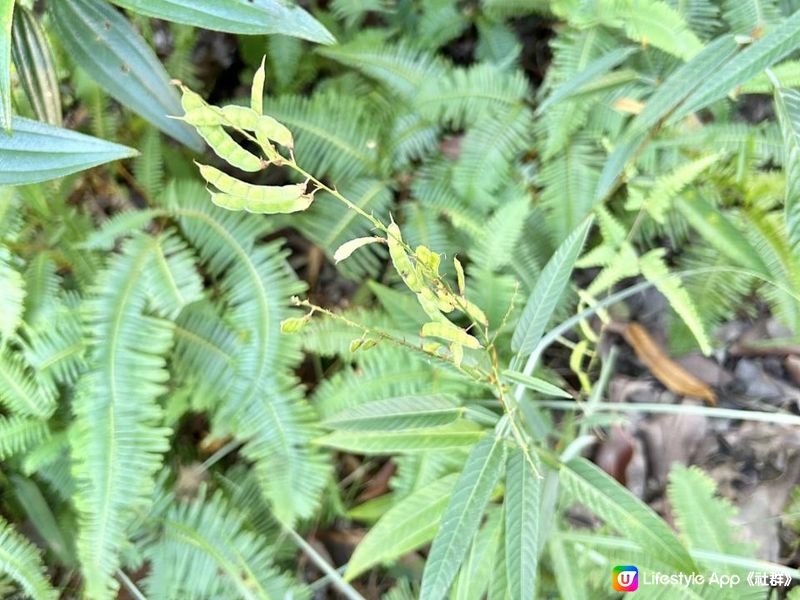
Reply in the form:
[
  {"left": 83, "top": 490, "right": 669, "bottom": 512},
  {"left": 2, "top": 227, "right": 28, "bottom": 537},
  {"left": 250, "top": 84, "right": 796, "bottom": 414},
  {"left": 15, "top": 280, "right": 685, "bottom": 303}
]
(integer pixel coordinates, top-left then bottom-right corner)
[
  {"left": 0, "top": 0, "right": 13, "bottom": 130},
  {"left": 773, "top": 84, "right": 800, "bottom": 249},
  {"left": 11, "top": 5, "right": 61, "bottom": 126},
  {"left": 49, "top": 0, "right": 202, "bottom": 149},
  {"left": 537, "top": 46, "right": 637, "bottom": 114},
  {"left": 0, "top": 117, "right": 137, "bottom": 185},
  {"left": 109, "top": 0, "right": 335, "bottom": 44},
  {"left": 672, "top": 9, "right": 800, "bottom": 123},
  {"left": 318, "top": 420, "right": 484, "bottom": 454},
  {"left": 675, "top": 195, "right": 770, "bottom": 276},
  {"left": 501, "top": 370, "right": 571, "bottom": 398},
  {"left": 323, "top": 395, "right": 463, "bottom": 431},
  {"left": 420, "top": 434, "right": 505, "bottom": 600},
  {"left": 346, "top": 474, "right": 459, "bottom": 580},
  {"left": 559, "top": 457, "right": 696, "bottom": 573},
  {"left": 0, "top": 515, "right": 58, "bottom": 600},
  {"left": 505, "top": 447, "right": 540, "bottom": 600},
  {"left": 512, "top": 218, "right": 593, "bottom": 358}
]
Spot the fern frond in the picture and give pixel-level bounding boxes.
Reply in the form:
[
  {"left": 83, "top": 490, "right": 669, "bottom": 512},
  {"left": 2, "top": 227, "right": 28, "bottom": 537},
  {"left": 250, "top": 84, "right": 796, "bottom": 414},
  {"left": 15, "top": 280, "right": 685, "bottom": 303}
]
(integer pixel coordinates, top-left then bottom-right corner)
[
  {"left": 268, "top": 91, "right": 383, "bottom": 181},
  {"left": 471, "top": 196, "right": 530, "bottom": 271},
  {"left": 318, "top": 31, "right": 447, "bottom": 98},
  {"left": 668, "top": 465, "right": 753, "bottom": 559},
  {"left": 0, "top": 516, "right": 57, "bottom": 600},
  {"left": 416, "top": 0, "right": 471, "bottom": 49},
  {"left": 171, "top": 301, "right": 239, "bottom": 404},
  {"left": 415, "top": 63, "right": 530, "bottom": 128},
  {"left": 143, "top": 232, "right": 204, "bottom": 319},
  {"left": 453, "top": 104, "right": 533, "bottom": 199},
  {"left": 25, "top": 293, "right": 87, "bottom": 386},
  {"left": 0, "top": 349, "right": 56, "bottom": 419},
  {"left": 21, "top": 253, "right": 59, "bottom": 327},
  {"left": 0, "top": 415, "right": 49, "bottom": 460},
  {"left": 668, "top": 0, "right": 720, "bottom": 39},
  {"left": 721, "top": 0, "right": 781, "bottom": 34},
  {"left": 639, "top": 248, "right": 711, "bottom": 353},
  {"left": 168, "top": 182, "right": 328, "bottom": 524},
  {"left": 0, "top": 245, "right": 25, "bottom": 340},
  {"left": 144, "top": 490, "right": 303, "bottom": 600},
  {"left": 71, "top": 233, "right": 175, "bottom": 600},
  {"left": 311, "top": 346, "right": 471, "bottom": 419},
  {"left": 538, "top": 137, "right": 602, "bottom": 241},
  {"left": 133, "top": 127, "right": 165, "bottom": 199},
  {"left": 330, "top": 0, "right": 394, "bottom": 28}
]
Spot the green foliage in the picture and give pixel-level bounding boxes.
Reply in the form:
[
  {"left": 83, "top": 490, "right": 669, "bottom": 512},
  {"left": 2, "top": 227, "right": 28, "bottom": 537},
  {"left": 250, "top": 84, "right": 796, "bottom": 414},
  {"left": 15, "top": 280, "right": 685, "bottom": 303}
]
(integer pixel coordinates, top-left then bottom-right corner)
[{"left": 3, "top": 0, "right": 800, "bottom": 597}]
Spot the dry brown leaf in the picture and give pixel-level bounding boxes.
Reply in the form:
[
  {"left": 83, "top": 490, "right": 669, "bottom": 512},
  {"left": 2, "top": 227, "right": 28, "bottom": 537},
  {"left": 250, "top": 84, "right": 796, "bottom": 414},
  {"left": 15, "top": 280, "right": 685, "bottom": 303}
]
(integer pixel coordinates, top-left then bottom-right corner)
[{"left": 622, "top": 322, "right": 717, "bottom": 406}]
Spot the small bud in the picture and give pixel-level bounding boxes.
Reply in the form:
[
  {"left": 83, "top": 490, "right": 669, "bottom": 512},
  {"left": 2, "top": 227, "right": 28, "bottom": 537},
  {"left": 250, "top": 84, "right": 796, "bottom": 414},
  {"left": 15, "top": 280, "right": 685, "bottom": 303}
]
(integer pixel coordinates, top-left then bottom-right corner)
[
  {"left": 349, "top": 338, "right": 364, "bottom": 353},
  {"left": 280, "top": 316, "right": 308, "bottom": 334}
]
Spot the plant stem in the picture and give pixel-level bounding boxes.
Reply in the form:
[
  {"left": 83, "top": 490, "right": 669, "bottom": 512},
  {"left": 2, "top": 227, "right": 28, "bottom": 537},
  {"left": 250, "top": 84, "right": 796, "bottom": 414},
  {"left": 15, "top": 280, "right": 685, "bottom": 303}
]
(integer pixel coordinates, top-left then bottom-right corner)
[{"left": 282, "top": 526, "right": 366, "bottom": 600}]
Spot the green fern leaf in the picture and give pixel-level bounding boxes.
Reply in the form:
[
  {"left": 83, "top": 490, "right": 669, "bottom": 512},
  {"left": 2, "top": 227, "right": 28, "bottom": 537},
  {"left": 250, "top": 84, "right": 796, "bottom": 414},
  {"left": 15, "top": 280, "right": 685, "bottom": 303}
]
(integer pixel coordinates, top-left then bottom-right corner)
[
  {"left": 71, "top": 233, "right": 174, "bottom": 600},
  {"left": 0, "top": 244, "right": 24, "bottom": 340},
  {"left": 0, "top": 349, "right": 56, "bottom": 419},
  {"left": 0, "top": 415, "right": 49, "bottom": 460},
  {"left": 668, "top": 465, "right": 753, "bottom": 559},
  {"left": 0, "top": 516, "right": 58, "bottom": 600},
  {"left": 169, "top": 183, "right": 327, "bottom": 525},
  {"left": 639, "top": 248, "right": 711, "bottom": 353},
  {"left": 319, "top": 32, "right": 447, "bottom": 98},
  {"left": 145, "top": 490, "right": 303, "bottom": 600},
  {"left": 773, "top": 83, "right": 800, "bottom": 249}
]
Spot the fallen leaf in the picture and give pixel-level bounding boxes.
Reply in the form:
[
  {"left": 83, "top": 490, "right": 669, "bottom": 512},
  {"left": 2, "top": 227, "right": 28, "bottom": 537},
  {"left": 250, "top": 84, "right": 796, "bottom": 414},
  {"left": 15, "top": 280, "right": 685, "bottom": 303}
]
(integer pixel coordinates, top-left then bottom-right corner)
[{"left": 622, "top": 321, "right": 717, "bottom": 405}]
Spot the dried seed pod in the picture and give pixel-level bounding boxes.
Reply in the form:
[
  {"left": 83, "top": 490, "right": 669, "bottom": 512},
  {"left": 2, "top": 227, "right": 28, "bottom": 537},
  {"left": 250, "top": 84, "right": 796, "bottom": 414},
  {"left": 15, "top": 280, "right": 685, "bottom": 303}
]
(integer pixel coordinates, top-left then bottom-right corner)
[{"left": 387, "top": 222, "right": 423, "bottom": 293}]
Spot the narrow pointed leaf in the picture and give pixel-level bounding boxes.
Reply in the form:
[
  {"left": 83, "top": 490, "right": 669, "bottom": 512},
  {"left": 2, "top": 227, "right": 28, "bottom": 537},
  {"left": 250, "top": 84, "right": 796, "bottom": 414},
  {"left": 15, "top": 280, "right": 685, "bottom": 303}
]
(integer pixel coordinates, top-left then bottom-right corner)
[
  {"left": 323, "top": 395, "right": 462, "bottom": 431},
  {"left": 11, "top": 5, "right": 61, "bottom": 125},
  {"left": 672, "top": 10, "right": 800, "bottom": 123},
  {"left": 0, "top": 0, "right": 15, "bottom": 130},
  {"left": 108, "top": 0, "right": 335, "bottom": 44},
  {"left": 773, "top": 84, "right": 800, "bottom": 249},
  {"left": 49, "top": 0, "right": 202, "bottom": 149},
  {"left": 346, "top": 474, "right": 458, "bottom": 580},
  {"left": 0, "top": 117, "right": 136, "bottom": 185},
  {"left": 505, "top": 448, "right": 540, "bottom": 600},
  {"left": 420, "top": 434, "right": 505, "bottom": 600},
  {"left": 317, "top": 421, "right": 484, "bottom": 454},
  {"left": 560, "top": 457, "right": 696, "bottom": 573},
  {"left": 512, "top": 218, "right": 593, "bottom": 357}
]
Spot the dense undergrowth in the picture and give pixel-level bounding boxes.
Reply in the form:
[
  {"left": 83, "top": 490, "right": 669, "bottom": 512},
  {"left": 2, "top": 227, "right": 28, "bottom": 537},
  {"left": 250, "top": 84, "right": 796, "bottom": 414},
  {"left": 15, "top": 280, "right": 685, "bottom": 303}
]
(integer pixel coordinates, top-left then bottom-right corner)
[{"left": 3, "top": 0, "right": 800, "bottom": 598}]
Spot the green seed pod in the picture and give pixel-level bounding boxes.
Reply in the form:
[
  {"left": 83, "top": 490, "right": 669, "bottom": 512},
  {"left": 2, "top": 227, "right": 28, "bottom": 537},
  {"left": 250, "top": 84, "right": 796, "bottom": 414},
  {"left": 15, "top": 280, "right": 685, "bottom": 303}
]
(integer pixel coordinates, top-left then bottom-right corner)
[
  {"left": 219, "top": 105, "right": 294, "bottom": 149},
  {"left": 458, "top": 297, "right": 488, "bottom": 327},
  {"left": 182, "top": 106, "right": 225, "bottom": 127},
  {"left": 387, "top": 222, "right": 423, "bottom": 293},
  {"left": 197, "top": 163, "right": 306, "bottom": 202},
  {"left": 252, "top": 56, "right": 266, "bottom": 115},
  {"left": 454, "top": 257, "right": 466, "bottom": 295},
  {"left": 349, "top": 338, "right": 363, "bottom": 353},
  {"left": 414, "top": 245, "right": 440, "bottom": 276},
  {"left": 210, "top": 192, "right": 246, "bottom": 211}
]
